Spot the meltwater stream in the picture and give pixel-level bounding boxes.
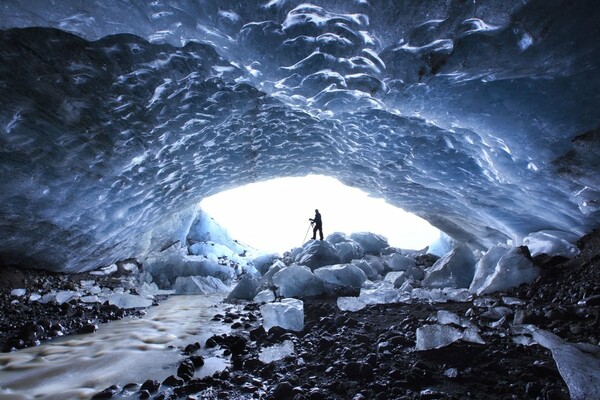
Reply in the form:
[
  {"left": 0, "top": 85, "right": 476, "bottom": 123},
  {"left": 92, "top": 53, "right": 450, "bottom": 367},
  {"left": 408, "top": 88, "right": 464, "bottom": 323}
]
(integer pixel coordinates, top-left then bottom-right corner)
[{"left": 0, "top": 294, "right": 232, "bottom": 400}]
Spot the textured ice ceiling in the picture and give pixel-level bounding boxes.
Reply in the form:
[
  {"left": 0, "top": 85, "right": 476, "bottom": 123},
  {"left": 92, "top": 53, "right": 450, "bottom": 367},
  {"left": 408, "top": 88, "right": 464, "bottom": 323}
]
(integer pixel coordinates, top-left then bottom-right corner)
[{"left": 1, "top": 0, "right": 599, "bottom": 272}]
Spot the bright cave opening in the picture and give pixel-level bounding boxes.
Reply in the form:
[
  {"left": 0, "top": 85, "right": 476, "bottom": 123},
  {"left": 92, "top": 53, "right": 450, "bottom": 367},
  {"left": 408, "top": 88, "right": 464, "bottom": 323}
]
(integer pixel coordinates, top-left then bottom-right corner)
[{"left": 200, "top": 175, "right": 440, "bottom": 254}]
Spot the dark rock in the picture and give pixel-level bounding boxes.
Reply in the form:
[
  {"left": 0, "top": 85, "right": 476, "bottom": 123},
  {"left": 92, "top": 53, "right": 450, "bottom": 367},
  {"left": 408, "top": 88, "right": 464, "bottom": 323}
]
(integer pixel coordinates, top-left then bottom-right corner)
[
  {"left": 91, "top": 385, "right": 119, "bottom": 399},
  {"left": 228, "top": 335, "right": 247, "bottom": 355},
  {"left": 344, "top": 361, "right": 373, "bottom": 380},
  {"left": 273, "top": 381, "right": 294, "bottom": 399},
  {"left": 162, "top": 375, "right": 184, "bottom": 387},
  {"left": 140, "top": 379, "right": 160, "bottom": 393},
  {"left": 177, "top": 359, "right": 195, "bottom": 381},
  {"left": 183, "top": 342, "right": 200, "bottom": 354},
  {"left": 249, "top": 326, "right": 266, "bottom": 341},
  {"left": 79, "top": 323, "right": 98, "bottom": 334},
  {"left": 189, "top": 355, "right": 205, "bottom": 367}
]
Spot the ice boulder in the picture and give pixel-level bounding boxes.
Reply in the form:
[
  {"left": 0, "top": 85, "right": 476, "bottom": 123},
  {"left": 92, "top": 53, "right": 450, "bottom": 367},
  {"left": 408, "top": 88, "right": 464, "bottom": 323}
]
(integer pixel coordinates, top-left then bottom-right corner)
[
  {"left": 364, "top": 255, "right": 386, "bottom": 274},
  {"left": 174, "top": 276, "right": 229, "bottom": 295},
  {"left": 384, "top": 271, "right": 412, "bottom": 288},
  {"left": 358, "top": 285, "right": 400, "bottom": 305},
  {"left": 252, "top": 253, "right": 281, "bottom": 275},
  {"left": 254, "top": 289, "right": 276, "bottom": 303},
  {"left": 260, "top": 298, "right": 304, "bottom": 332},
  {"left": 314, "top": 264, "right": 368, "bottom": 290},
  {"left": 469, "top": 245, "right": 510, "bottom": 294},
  {"left": 335, "top": 240, "right": 365, "bottom": 263},
  {"left": 294, "top": 240, "right": 340, "bottom": 270},
  {"left": 385, "top": 253, "right": 417, "bottom": 272},
  {"left": 259, "top": 260, "right": 286, "bottom": 286},
  {"left": 108, "top": 293, "right": 153, "bottom": 309},
  {"left": 326, "top": 232, "right": 349, "bottom": 245},
  {"left": 351, "top": 259, "right": 378, "bottom": 279},
  {"left": 272, "top": 265, "right": 325, "bottom": 298},
  {"left": 523, "top": 231, "right": 580, "bottom": 258},
  {"left": 474, "top": 246, "right": 539, "bottom": 295},
  {"left": 145, "top": 246, "right": 234, "bottom": 288},
  {"left": 350, "top": 232, "right": 389, "bottom": 255},
  {"left": 227, "top": 275, "right": 260, "bottom": 300},
  {"left": 186, "top": 210, "right": 247, "bottom": 255},
  {"left": 529, "top": 328, "right": 600, "bottom": 400},
  {"left": 188, "top": 242, "right": 241, "bottom": 264},
  {"left": 427, "top": 232, "right": 456, "bottom": 257},
  {"left": 10, "top": 288, "right": 26, "bottom": 297},
  {"left": 422, "top": 244, "right": 477, "bottom": 289},
  {"left": 337, "top": 296, "right": 367, "bottom": 311}
]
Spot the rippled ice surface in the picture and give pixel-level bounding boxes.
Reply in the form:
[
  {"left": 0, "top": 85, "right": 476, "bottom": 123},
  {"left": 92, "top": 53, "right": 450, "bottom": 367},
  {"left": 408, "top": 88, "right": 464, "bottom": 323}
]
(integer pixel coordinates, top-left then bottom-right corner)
[{"left": 0, "top": 295, "right": 230, "bottom": 400}]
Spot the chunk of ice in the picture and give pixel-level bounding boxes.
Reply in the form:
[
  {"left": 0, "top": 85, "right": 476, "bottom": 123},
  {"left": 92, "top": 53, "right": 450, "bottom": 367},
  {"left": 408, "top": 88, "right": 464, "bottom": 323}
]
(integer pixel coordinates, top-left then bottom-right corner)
[
  {"left": 272, "top": 265, "right": 325, "bottom": 298},
  {"left": 56, "top": 290, "right": 79, "bottom": 304},
  {"left": 349, "top": 232, "right": 389, "bottom": 255},
  {"left": 174, "top": 275, "right": 229, "bottom": 295},
  {"left": 294, "top": 240, "right": 340, "bottom": 270},
  {"left": 530, "top": 328, "right": 600, "bottom": 400},
  {"left": 523, "top": 231, "right": 579, "bottom": 258},
  {"left": 385, "top": 253, "right": 417, "bottom": 272},
  {"left": 254, "top": 289, "right": 276, "bottom": 303},
  {"left": 416, "top": 325, "right": 463, "bottom": 350},
  {"left": 226, "top": 274, "right": 260, "bottom": 300},
  {"left": 260, "top": 298, "right": 304, "bottom": 332},
  {"left": 314, "top": 263, "right": 367, "bottom": 289},
  {"left": 335, "top": 240, "right": 365, "bottom": 263},
  {"left": 351, "top": 259, "right": 378, "bottom": 279},
  {"left": 10, "top": 288, "right": 26, "bottom": 297},
  {"left": 358, "top": 286, "right": 399, "bottom": 305},
  {"left": 337, "top": 296, "right": 366, "bottom": 311},
  {"left": 422, "top": 244, "right": 476, "bottom": 289},
  {"left": 474, "top": 247, "right": 539, "bottom": 295},
  {"left": 259, "top": 340, "right": 295, "bottom": 363},
  {"left": 108, "top": 293, "right": 153, "bottom": 309}
]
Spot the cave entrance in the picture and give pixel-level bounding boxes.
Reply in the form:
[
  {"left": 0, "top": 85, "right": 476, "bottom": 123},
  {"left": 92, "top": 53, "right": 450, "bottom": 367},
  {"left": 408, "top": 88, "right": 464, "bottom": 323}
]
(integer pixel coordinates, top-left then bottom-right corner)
[{"left": 199, "top": 175, "right": 440, "bottom": 254}]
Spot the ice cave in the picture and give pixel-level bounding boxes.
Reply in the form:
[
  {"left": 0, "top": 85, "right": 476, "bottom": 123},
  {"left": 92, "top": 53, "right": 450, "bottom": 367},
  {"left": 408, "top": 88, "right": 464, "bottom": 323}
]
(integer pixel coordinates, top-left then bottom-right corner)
[{"left": 0, "top": 1, "right": 599, "bottom": 399}]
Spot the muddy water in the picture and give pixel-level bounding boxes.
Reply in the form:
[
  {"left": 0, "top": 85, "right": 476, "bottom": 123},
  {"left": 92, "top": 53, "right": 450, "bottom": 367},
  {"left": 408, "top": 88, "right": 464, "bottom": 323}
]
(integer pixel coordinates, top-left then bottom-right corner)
[{"left": 0, "top": 294, "right": 231, "bottom": 400}]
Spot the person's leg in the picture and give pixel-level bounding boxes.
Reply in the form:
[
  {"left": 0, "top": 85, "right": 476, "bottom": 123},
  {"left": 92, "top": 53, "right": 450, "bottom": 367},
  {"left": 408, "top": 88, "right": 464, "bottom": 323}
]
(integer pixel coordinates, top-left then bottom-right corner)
[
  {"left": 312, "top": 226, "right": 317, "bottom": 240},
  {"left": 319, "top": 227, "right": 324, "bottom": 240}
]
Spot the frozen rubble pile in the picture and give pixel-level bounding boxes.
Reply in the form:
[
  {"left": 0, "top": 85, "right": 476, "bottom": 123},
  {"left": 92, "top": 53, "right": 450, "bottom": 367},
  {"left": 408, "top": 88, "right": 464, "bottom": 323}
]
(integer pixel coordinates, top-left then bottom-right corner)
[{"left": 229, "top": 230, "right": 569, "bottom": 307}]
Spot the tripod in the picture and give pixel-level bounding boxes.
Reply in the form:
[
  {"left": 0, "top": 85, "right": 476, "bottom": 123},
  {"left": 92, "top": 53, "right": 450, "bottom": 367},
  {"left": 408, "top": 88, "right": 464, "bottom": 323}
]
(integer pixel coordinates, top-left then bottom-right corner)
[{"left": 303, "top": 221, "right": 314, "bottom": 244}]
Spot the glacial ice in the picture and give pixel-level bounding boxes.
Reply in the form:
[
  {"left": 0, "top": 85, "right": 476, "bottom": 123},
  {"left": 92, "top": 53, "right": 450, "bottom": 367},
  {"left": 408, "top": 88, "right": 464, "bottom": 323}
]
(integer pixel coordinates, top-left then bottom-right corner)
[
  {"left": 337, "top": 296, "right": 367, "bottom": 312},
  {"left": 272, "top": 265, "right": 325, "bottom": 298},
  {"left": 260, "top": 298, "right": 304, "bottom": 332},
  {"left": 226, "top": 275, "right": 260, "bottom": 300},
  {"left": 0, "top": 1, "right": 599, "bottom": 275},
  {"left": 108, "top": 293, "right": 154, "bottom": 309},
  {"left": 294, "top": 240, "right": 341, "bottom": 270},
  {"left": 259, "top": 340, "right": 295, "bottom": 363},
  {"left": 384, "top": 253, "right": 417, "bottom": 272},
  {"left": 351, "top": 259, "right": 379, "bottom": 279},
  {"left": 474, "top": 247, "right": 539, "bottom": 295},
  {"left": 252, "top": 254, "right": 281, "bottom": 276},
  {"left": 10, "top": 288, "right": 26, "bottom": 297},
  {"left": 253, "top": 289, "right": 276, "bottom": 303},
  {"left": 523, "top": 231, "right": 580, "bottom": 258},
  {"left": 173, "top": 276, "right": 229, "bottom": 295},
  {"left": 416, "top": 324, "right": 485, "bottom": 351},
  {"left": 349, "top": 233, "right": 389, "bottom": 255},
  {"left": 422, "top": 245, "right": 477, "bottom": 289},
  {"left": 314, "top": 263, "right": 367, "bottom": 290},
  {"left": 335, "top": 240, "right": 365, "bottom": 263},
  {"left": 529, "top": 328, "right": 600, "bottom": 400},
  {"left": 469, "top": 245, "right": 509, "bottom": 294}
]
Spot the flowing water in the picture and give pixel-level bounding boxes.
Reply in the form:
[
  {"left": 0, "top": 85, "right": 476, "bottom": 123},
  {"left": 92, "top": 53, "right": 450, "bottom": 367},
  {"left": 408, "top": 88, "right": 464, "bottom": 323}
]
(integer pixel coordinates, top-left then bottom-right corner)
[{"left": 0, "top": 294, "right": 232, "bottom": 400}]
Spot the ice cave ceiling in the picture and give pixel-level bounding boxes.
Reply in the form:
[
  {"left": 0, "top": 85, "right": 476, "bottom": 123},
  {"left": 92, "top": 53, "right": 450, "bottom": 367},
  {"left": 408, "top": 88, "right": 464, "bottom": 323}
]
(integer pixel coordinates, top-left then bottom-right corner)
[{"left": 0, "top": 0, "right": 599, "bottom": 272}]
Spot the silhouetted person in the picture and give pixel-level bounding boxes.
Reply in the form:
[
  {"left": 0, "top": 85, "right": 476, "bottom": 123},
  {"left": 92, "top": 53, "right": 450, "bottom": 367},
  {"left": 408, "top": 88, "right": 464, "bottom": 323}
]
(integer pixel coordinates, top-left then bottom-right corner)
[{"left": 309, "top": 209, "right": 323, "bottom": 240}]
